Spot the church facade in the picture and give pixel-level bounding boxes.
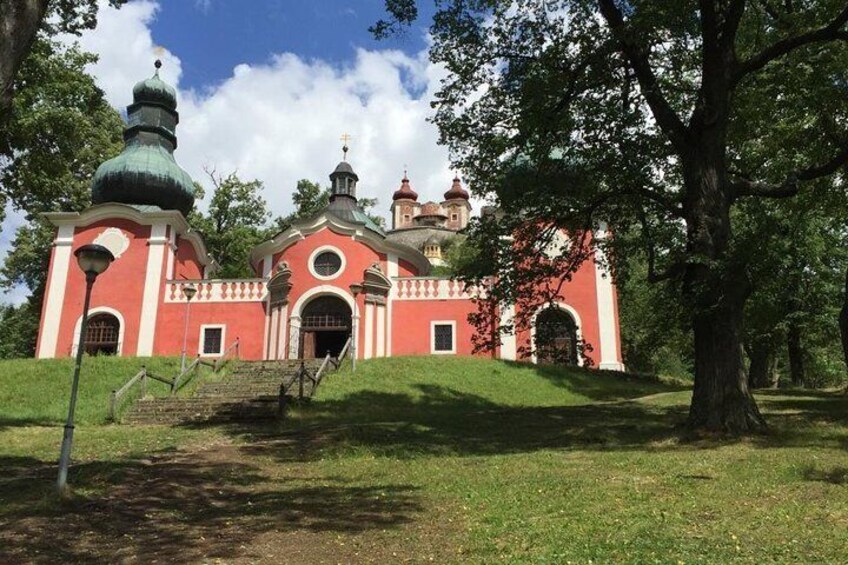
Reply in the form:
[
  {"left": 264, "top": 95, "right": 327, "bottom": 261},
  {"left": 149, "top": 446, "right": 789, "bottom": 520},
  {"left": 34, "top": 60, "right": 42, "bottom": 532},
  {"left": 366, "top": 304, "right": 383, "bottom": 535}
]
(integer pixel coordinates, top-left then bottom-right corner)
[{"left": 35, "top": 64, "right": 624, "bottom": 370}]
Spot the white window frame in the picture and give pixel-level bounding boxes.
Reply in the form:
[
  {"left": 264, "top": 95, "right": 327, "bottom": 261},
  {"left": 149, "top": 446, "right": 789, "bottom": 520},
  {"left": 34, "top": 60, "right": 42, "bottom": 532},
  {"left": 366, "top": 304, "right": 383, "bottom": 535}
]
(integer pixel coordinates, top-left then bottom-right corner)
[
  {"left": 199, "top": 324, "right": 226, "bottom": 356},
  {"left": 430, "top": 320, "right": 457, "bottom": 354},
  {"left": 308, "top": 245, "right": 346, "bottom": 281}
]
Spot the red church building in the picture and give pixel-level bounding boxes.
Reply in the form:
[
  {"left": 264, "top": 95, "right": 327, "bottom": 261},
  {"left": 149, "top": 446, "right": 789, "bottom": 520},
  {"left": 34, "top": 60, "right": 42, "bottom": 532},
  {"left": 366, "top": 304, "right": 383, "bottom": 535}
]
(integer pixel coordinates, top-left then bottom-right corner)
[{"left": 35, "top": 64, "right": 624, "bottom": 370}]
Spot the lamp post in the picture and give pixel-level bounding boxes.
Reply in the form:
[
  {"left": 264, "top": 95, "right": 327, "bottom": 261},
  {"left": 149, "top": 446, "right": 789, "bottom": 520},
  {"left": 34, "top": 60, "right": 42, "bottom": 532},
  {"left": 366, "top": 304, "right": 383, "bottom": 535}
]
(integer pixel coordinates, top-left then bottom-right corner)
[
  {"left": 180, "top": 283, "right": 197, "bottom": 373},
  {"left": 57, "top": 244, "right": 114, "bottom": 495},
  {"left": 349, "top": 283, "right": 362, "bottom": 373}
]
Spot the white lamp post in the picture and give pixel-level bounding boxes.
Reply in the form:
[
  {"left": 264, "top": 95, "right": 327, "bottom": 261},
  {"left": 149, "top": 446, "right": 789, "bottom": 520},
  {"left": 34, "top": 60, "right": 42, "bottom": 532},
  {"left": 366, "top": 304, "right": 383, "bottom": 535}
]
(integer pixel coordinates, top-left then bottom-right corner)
[
  {"left": 57, "top": 244, "right": 114, "bottom": 495},
  {"left": 180, "top": 283, "right": 197, "bottom": 372}
]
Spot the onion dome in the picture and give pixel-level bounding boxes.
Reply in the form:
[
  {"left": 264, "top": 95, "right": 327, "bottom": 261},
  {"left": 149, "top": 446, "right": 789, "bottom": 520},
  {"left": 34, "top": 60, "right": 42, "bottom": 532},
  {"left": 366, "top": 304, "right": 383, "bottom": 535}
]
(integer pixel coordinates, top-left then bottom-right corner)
[
  {"left": 443, "top": 175, "right": 470, "bottom": 200},
  {"left": 424, "top": 235, "right": 440, "bottom": 247},
  {"left": 91, "top": 60, "right": 194, "bottom": 216},
  {"left": 392, "top": 172, "right": 418, "bottom": 201},
  {"left": 132, "top": 60, "right": 177, "bottom": 110},
  {"left": 419, "top": 201, "right": 447, "bottom": 218}
]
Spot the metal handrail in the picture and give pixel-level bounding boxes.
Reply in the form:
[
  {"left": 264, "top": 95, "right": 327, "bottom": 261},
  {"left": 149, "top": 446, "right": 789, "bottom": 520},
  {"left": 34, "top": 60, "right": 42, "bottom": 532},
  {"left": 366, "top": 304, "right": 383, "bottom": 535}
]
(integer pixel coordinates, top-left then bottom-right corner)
[
  {"left": 313, "top": 352, "right": 332, "bottom": 384},
  {"left": 213, "top": 337, "right": 240, "bottom": 372},
  {"left": 335, "top": 336, "right": 352, "bottom": 367},
  {"left": 109, "top": 367, "right": 147, "bottom": 422},
  {"left": 171, "top": 356, "right": 201, "bottom": 394}
]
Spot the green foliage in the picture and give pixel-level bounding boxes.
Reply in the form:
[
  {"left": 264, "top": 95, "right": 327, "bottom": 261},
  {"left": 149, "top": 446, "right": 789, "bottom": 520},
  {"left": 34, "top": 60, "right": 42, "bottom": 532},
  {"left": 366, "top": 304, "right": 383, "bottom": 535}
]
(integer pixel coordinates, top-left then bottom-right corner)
[
  {"left": 189, "top": 171, "right": 273, "bottom": 279},
  {"left": 0, "top": 301, "right": 39, "bottom": 359},
  {"left": 0, "top": 38, "right": 123, "bottom": 222}
]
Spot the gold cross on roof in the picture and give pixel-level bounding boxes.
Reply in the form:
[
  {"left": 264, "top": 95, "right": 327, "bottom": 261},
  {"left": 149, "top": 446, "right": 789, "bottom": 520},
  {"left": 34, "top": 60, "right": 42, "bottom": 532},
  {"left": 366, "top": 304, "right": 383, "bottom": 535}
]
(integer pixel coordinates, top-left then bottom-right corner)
[{"left": 340, "top": 133, "right": 352, "bottom": 160}]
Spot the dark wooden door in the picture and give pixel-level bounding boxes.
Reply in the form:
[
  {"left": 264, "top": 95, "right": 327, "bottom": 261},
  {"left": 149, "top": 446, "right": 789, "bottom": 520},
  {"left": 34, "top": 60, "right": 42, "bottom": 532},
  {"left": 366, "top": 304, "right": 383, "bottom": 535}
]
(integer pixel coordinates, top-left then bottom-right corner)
[{"left": 302, "top": 331, "right": 316, "bottom": 359}]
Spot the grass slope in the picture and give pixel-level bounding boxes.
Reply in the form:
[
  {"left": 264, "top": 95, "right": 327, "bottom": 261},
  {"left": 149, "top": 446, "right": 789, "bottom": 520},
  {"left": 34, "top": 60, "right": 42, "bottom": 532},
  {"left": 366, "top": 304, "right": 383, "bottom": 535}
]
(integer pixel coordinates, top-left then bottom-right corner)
[
  {"left": 0, "top": 355, "right": 206, "bottom": 425},
  {"left": 1, "top": 356, "right": 846, "bottom": 563}
]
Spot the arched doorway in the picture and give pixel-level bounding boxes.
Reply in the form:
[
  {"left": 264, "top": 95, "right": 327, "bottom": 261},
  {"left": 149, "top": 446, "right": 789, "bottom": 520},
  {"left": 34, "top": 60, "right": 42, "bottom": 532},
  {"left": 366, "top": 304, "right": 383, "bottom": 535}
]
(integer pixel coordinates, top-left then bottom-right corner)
[
  {"left": 300, "top": 295, "right": 351, "bottom": 358},
  {"left": 84, "top": 313, "right": 120, "bottom": 355},
  {"left": 535, "top": 307, "right": 578, "bottom": 365}
]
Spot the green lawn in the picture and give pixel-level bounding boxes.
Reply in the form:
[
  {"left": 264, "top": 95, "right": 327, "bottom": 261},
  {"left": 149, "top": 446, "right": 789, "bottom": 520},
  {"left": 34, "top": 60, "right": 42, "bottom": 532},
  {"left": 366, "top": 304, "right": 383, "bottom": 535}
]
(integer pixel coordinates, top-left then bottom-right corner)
[{"left": 1, "top": 355, "right": 846, "bottom": 563}]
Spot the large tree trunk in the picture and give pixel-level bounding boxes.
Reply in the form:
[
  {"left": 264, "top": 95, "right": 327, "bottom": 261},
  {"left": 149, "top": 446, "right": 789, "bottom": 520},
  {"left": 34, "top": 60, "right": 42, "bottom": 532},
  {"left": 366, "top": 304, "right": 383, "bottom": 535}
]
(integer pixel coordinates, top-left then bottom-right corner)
[
  {"left": 0, "top": 0, "right": 48, "bottom": 113},
  {"left": 787, "top": 320, "right": 805, "bottom": 387},
  {"left": 681, "top": 145, "right": 766, "bottom": 433},
  {"left": 840, "top": 267, "right": 848, "bottom": 375},
  {"left": 747, "top": 338, "right": 778, "bottom": 389},
  {"left": 686, "top": 269, "right": 765, "bottom": 432}
]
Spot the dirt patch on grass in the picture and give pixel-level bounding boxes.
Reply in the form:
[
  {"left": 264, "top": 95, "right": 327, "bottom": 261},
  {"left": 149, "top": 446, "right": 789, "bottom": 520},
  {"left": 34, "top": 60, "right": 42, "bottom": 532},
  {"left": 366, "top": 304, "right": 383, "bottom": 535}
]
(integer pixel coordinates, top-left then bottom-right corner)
[{"left": 0, "top": 442, "right": 461, "bottom": 564}]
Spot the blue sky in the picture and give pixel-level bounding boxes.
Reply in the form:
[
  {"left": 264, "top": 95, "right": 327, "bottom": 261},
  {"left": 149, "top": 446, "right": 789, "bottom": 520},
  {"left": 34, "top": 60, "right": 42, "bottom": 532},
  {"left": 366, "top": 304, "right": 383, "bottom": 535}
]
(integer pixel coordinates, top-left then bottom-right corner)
[
  {"left": 152, "top": 1, "right": 434, "bottom": 90},
  {"left": 1, "top": 0, "right": 458, "bottom": 305}
]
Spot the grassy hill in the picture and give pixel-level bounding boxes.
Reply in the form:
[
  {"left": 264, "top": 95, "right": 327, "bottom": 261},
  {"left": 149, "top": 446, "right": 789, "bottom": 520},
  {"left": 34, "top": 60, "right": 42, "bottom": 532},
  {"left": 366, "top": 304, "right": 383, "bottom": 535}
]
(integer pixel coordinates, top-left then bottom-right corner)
[{"left": 1, "top": 355, "right": 847, "bottom": 563}]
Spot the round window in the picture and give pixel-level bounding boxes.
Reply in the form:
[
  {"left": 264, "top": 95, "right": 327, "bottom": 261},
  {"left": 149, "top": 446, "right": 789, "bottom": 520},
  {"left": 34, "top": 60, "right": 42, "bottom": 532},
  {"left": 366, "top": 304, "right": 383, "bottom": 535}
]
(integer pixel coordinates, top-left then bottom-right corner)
[{"left": 313, "top": 251, "right": 342, "bottom": 277}]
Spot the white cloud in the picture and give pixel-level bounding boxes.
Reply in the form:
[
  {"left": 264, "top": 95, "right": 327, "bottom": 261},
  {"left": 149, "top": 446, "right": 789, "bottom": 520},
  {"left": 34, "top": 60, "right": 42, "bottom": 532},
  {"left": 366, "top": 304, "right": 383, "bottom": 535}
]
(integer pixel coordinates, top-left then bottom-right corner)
[{"left": 75, "top": 0, "right": 467, "bottom": 224}]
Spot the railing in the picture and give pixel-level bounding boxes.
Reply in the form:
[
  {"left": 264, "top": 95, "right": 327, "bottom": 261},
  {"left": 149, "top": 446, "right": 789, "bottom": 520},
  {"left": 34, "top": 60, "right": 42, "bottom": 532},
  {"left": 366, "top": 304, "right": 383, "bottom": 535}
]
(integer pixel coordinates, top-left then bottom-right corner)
[
  {"left": 392, "top": 277, "right": 478, "bottom": 300},
  {"left": 108, "top": 366, "right": 175, "bottom": 422},
  {"left": 171, "top": 356, "right": 201, "bottom": 395},
  {"left": 108, "top": 341, "right": 239, "bottom": 422},
  {"left": 213, "top": 337, "right": 240, "bottom": 372},
  {"left": 277, "top": 350, "right": 341, "bottom": 417},
  {"left": 165, "top": 279, "right": 267, "bottom": 303},
  {"left": 333, "top": 336, "right": 352, "bottom": 370}
]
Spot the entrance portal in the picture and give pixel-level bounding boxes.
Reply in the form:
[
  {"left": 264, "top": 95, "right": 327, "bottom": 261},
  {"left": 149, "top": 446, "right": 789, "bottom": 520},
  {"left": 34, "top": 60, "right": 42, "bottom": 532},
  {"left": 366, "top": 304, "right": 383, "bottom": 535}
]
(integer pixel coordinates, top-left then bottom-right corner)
[
  {"left": 300, "top": 295, "right": 351, "bottom": 359},
  {"left": 535, "top": 307, "right": 578, "bottom": 365}
]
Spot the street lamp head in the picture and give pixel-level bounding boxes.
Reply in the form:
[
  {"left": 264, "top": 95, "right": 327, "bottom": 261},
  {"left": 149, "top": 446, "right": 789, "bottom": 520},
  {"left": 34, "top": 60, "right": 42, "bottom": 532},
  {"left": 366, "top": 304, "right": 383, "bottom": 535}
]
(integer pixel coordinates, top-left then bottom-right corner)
[
  {"left": 183, "top": 284, "right": 197, "bottom": 301},
  {"left": 349, "top": 283, "right": 363, "bottom": 297},
  {"left": 74, "top": 244, "right": 114, "bottom": 278}
]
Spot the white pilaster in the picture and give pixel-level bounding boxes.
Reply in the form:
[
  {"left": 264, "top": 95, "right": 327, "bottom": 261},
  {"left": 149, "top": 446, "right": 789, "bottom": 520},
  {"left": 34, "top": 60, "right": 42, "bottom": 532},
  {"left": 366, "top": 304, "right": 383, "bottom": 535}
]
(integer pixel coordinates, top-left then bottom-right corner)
[
  {"left": 277, "top": 304, "right": 288, "bottom": 359},
  {"left": 594, "top": 222, "right": 625, "bottom": 371},
  {"left": 376, "top": 305, "right": 386, "bottom": 357},
  {"left": 264, "top": 303, "right": 272, "bottom": 360},
  {"left": 262, "top": 253, "right": 273, "bottom": 277},
  {"left": 364, "top": 302, "right": 374, "bottom": 359},
  {"left": 37, "top": 225, "right": 75, "bottom": 359},
  {"left": 386, "top": 253, "right": 398, "bottom": 356},
  {"left": 267, "top": 306, "right": 279, "bottom": 360},
  {"left": 136, "top": 223, "right": 168, "bottom": 356},
  {"left": 500, "top": 303, "right": 517, "bottom": 361},
  {"left": 288, "top": 315, "right": 301, "bottom": 358}
]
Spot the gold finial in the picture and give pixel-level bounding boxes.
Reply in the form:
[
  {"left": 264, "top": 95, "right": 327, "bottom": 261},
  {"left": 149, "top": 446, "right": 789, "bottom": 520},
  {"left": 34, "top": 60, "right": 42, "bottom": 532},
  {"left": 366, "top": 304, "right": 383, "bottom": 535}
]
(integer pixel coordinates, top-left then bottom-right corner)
[{"left": 340, "top": 133, "right": 352, "bottom": 161}]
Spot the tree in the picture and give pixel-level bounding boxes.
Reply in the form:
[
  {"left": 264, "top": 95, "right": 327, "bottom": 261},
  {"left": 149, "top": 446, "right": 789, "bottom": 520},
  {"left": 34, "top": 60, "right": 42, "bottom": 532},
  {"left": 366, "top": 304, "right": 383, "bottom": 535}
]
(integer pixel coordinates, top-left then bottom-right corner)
[
  {"left": 377, "top": 1, "right": 848, "bottom": 432},
  {"left": 190, "top": 171, "right": 273, "bottom": 279},
  {"left": 0, "top": 1, "right": 123, "bottom": 116},
  {"left": 0, "top": 37, "right": 124, "bottom": 358}
]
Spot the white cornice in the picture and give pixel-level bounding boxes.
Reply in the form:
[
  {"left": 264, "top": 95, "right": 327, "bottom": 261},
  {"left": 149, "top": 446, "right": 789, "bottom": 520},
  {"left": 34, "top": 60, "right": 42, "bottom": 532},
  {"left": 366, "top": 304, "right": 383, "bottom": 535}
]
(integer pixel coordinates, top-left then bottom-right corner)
[
  {"left": 43, "top": 203, "right": 215, "bottom": 270},
  {"left": 249, "top": 213, "right": 431, "bottom": 275}
]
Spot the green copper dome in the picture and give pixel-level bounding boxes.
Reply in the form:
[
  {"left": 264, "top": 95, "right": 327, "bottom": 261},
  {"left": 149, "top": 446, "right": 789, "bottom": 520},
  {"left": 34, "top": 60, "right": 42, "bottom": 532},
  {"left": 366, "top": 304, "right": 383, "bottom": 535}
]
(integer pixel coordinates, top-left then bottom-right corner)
[
  {"left": 132, "top": 67, "right": 177, "bottom": 109},
  {"left": 91, "top": 60, "right": 194, "bottom": 216}
]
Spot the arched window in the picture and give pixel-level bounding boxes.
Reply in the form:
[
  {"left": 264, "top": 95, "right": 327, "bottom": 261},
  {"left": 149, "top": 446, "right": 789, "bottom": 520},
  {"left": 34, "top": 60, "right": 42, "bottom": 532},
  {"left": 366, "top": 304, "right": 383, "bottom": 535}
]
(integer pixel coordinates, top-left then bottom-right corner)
[
  {"left": 535, "top": 308, "right": 578, "bottom": 365},
  {"left": 84, "top": 313, "right": 120, "bottom": 355}
]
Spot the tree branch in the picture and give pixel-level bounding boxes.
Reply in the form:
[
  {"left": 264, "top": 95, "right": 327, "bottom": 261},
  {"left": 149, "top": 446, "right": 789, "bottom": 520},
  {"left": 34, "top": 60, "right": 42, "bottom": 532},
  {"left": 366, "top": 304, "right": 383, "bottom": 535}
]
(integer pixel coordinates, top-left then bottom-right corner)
[
  {"left": 596, "top": 0, "right": 690, "bottom": 153},
  {"left": 732, "top": 142, "right": 848, "bottom": 197},
  {"left": 734, "top": 4, "right": 848, "bottom": 83}
]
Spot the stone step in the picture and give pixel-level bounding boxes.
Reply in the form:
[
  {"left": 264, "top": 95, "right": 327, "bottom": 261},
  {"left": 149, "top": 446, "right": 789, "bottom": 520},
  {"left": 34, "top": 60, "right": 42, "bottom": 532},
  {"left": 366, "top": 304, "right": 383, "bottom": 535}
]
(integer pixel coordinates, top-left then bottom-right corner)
[{"left": 122, "top": 359, "right": 330, "bottom": 425}]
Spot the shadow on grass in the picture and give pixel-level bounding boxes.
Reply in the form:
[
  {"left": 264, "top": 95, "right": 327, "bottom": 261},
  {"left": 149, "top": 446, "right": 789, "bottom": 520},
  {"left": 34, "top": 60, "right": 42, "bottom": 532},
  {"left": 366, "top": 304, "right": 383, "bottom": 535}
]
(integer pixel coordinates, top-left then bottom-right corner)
[
  {"left": 0, "top": 451, "right": 421, "bottom": 564},
  {"left": 209, "top": 381, "right": 848, "bottom": 463},
  {"left": 802, "top": 465, "right": 848, "bottom": 485},
  {"left": 523, "top": 362, "right": 689, "bottom": 401},
  {"left": 214, "top": 384, "right": 690, "bottom": 463}
]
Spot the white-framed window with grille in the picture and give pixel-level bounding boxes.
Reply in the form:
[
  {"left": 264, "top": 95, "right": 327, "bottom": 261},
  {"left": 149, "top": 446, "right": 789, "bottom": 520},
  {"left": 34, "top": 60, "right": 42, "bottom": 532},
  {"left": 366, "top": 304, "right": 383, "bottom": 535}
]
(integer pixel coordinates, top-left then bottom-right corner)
[
  {"left": 431, "top": 321, "right": 456, "bottom": 354},
  {"left": 199, "top": 324, "right": 225, "bottom": 356}
]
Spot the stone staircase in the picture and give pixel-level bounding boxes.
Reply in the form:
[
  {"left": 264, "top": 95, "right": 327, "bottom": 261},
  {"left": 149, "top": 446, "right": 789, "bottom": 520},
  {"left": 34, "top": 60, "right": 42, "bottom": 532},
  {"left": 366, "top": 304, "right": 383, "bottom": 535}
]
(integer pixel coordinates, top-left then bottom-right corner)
[{"left": 122, "top": 359, "right": 326, "bottom": 425}]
